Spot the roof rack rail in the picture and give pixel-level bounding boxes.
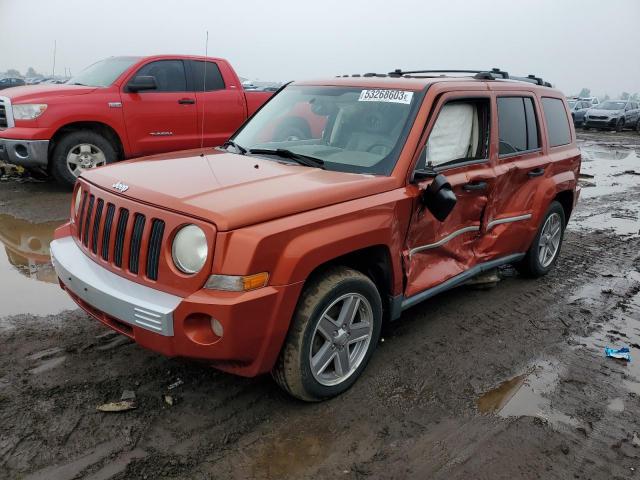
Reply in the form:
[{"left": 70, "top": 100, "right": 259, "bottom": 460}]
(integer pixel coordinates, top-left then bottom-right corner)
[
  {"left": 389, "top": 68, "right": 509, "bottom": 79},
  {"left": 388, "top": 68, "right": 552, "bottom": 87}
]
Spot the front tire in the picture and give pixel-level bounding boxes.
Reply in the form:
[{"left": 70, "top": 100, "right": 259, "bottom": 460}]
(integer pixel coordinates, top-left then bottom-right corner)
[
  {"left": 272, "top": 267, "right": 382, "bottom": 401},
  {"left": 50, "top": 130, "right": 116, "bottom": 188},
  {"left": 516, "top": 201, "right": 566, "bottom": 278},
  {"left": 615, "top": 119, "right": 625, "bottom": 132}
]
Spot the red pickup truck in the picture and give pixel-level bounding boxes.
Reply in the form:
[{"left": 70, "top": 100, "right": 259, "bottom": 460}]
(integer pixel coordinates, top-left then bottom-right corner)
[{"left": 0, "top": 55, "right": 274, "bottom": 186}]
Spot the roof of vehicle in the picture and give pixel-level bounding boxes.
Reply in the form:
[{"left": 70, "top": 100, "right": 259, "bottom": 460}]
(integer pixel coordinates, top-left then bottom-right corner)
[
  {"left": 132, "top": 54, "right": 228, "bottom": 63},
  {"left": 293, "top": 69, "right": 563, "bottom": 95}
]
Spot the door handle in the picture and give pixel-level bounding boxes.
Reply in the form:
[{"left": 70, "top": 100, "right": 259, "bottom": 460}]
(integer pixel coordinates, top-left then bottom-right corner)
[
  {"left": 527, "top": 167, "right": 545, "bottom": 178},
  {"left": 462, "top": 181, "right": 487, "bottom": 192},
  {"left": 178, "top": 98, "right": 196, "bottom": 105}
]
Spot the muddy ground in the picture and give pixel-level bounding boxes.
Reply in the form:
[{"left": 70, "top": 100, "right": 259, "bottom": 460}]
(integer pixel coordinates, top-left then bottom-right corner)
[{"left": 1, "top": 131, "right": 639, "bottom": 479}]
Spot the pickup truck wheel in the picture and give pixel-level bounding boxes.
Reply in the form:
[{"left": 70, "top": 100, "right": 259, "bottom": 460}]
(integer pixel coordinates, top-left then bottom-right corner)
[
  {"left": 51, "top": 131, "right": 116, "bottom": 187},
  {"left": 272, "top": 267, "right": 382, "bottom": 401},
  {"left": 516, "top": 201, "right": 566, "bottom": 278}
]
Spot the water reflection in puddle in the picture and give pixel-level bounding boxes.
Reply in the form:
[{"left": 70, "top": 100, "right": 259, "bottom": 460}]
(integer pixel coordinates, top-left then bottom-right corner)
[
  {"left": 477, "top": 360, "right": 580, "bottom": 428},
  {"left": 572, "top": 142, "right": 640, "bottom": 237},
  {"left": 0, "top": 214, "right": 75, "bottom": 320}
]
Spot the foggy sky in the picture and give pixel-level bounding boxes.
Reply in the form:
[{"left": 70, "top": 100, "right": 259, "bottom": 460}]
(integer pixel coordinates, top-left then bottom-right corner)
[{"left": 1, "top": 0, "right": 639, "bottom": 97}]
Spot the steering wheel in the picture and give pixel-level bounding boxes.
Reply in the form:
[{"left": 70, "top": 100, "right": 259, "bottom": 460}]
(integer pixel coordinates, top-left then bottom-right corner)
[{"left": 366, "top": 143, "right": 393, "bottom": 155}]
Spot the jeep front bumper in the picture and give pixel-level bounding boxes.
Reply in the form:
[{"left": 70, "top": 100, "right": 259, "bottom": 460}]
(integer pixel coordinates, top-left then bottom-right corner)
[{"left": 51, "top": 236, "right": 303, "bottom": 377}]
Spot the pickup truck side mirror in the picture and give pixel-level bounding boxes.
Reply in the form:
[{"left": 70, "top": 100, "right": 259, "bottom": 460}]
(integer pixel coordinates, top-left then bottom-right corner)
[
  {"left": 127, "top": 75, "right": 157, "bottom": 93},
  {"left": 421, "top": 174, "right": 457, "bottom": 221}
]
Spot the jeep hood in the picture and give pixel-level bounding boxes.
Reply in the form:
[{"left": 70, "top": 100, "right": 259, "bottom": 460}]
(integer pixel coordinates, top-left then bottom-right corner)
[
  {"left": 82, "top": 149, "right": 397, "bottom": 231},
  {"left": 2, "top": 84, "right": 98, "bottom": 102}
]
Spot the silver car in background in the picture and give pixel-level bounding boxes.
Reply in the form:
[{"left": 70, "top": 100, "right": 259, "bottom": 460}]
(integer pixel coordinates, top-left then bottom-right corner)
[{"left": 584, "top": 100, "right": 640, "bottom": 132}]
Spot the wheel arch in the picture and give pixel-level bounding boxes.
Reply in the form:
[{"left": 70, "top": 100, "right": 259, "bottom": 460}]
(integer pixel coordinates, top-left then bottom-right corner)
[
  {"left": 553, "top": 190, "right": 574, "bottom": 225},
  {"left": 48, "top": 121, "right": 125, "bottom": 166},
  {"left": 300, "top": 244, "right": 396, "bottom": 323}
]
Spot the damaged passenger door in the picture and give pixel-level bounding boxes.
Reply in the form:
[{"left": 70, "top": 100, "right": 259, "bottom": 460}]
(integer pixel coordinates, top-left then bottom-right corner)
[{"left": 403, "top": 94, "right": 494, "bottom": 299}]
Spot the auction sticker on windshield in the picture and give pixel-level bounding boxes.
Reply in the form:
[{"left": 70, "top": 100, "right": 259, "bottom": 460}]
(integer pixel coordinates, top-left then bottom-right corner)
[{"left": 358, "top": 89, "right": 413, "bottom": 104}]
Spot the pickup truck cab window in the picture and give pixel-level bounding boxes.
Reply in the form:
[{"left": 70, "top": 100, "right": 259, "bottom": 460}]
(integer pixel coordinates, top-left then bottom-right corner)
[
  {"left": 419, "top": 98, "right": 490, "bottom": 170},
  {"left": 130, "top": 60, "right": 188, "bottom": 92},
  {"left": 497, "top": 96, "right": 540, "bottom": 156},
  {"left": 190, "top": 60, "right": 225, "bottom": 91},
  {"left": 232, "top": 85, "right": 421, "bottom": 175}
]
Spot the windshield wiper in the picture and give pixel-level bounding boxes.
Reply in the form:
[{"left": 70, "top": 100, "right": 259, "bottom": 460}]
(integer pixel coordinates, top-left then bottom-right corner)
[
  {"left": 248, "top": 148, "right": 325, "bottom": 169},
  {"left": 70, "top": 82, "right": 87, "bottom": 86},
  {"left": 222, "top": 140, "right": 247, "bottom": 155}
]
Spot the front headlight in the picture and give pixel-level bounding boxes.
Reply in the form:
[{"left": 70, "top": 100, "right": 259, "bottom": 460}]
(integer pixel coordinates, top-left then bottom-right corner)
[
  {"left": 13, "top": 104, "right": 47, "bottom": 120},
  {"left": 172, "top": 225, "right": 208, "bottom": 274}
]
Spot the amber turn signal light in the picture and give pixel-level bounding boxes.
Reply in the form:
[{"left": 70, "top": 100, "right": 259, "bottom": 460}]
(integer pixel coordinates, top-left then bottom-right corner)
[{"left": 205, "top": 272, "right": 269, "bottom": 291}]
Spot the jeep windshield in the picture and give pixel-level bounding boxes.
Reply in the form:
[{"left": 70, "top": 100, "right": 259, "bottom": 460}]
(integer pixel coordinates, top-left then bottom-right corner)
[
  {"left": 596, "top": 101, "right": 626, "bottom": 110},
  {"left": 67, "top": 56, "right": 141, "bottom": 87},
  {"left": 230, "top": 85, "right": 421, "bottom": 175}
]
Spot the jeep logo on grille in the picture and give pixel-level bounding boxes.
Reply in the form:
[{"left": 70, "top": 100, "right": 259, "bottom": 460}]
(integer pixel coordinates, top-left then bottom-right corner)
[{"left": 112, "top": 182, "right": 129, "bottom": 193}]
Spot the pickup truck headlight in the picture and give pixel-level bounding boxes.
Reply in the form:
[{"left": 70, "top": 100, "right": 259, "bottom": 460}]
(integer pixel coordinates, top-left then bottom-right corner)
[
  {"left": 13, "top": 104, "right": 47, "bottom": 120},
  {"left": 172, "top": 225, "right": 208, "bottom": 274}
]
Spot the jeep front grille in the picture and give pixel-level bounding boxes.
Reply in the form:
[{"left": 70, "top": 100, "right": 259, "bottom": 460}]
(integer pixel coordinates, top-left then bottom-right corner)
[{"left": 76, "top": 189, "right": 165, "bottom": 281}]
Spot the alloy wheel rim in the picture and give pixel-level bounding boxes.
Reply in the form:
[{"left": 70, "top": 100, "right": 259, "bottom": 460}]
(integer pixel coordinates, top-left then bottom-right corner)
[
  {"left": 538, "top": 212, "right": 562, "bottom": 268},
  {"left": 309, "top": 293, "right": 374, "bottom": 387},
  {"left": 66, "top": 144, "right": 106, "bottom": 177}
]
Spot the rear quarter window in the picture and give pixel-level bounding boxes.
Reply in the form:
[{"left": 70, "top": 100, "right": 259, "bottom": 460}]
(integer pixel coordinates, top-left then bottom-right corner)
[{"left": 542, "top": 97, "right": 571, "bottom": 147}]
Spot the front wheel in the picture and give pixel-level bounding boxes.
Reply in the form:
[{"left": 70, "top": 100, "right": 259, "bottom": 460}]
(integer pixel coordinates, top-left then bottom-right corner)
[
  {"left": 50, "top": 130, "right": 117, "bottom": 188},
  {"left": 635, "top": 119, "right": 640, "bottom": 133},
  {"left": 272, "top": 267, "right": 382, "bottom": 401},
  {"left": 615, "top": 119, "right": 625, "bottom": 132},
  {"left": 516, "top": 201, "right": 566, "bottom": 278}
]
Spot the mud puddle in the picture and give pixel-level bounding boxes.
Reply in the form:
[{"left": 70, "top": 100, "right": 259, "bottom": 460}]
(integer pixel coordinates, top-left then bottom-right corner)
[
  {"left": 572, "top": 142, "right": 640, "bottom": 237},
  {"left": 477, "top": 359, "right": 580, "bottom": 428},
  {"left": 0, "top": 213, "right": 75, "bottom": 322},
  {"left": 578, "top": 143, "right": 640, "bottom": 199}
]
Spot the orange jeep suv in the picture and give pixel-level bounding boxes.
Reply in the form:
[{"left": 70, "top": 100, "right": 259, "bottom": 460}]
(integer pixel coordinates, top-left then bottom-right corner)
[{"left": 51, "top": 68, "right": 581, "bottom": 401}]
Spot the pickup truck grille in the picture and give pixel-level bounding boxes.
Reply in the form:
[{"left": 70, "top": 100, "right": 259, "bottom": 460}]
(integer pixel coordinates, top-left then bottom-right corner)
[
  {"left": 76, "top": 190, "right": 166, "bottom": 281},
  {"left": 0, "top": 99, "right": 7, "bottom": 129}
]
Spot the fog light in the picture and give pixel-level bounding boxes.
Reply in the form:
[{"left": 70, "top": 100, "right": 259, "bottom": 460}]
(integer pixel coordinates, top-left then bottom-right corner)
[
  {"left": 14, "top": 144, "right": 28, "bottom": 158},
  {"left": 211, "top": 318, "right": 224, "bottom": 337},
  {"left": 184, "top": 313, "right": 222, "bottom": 345}
]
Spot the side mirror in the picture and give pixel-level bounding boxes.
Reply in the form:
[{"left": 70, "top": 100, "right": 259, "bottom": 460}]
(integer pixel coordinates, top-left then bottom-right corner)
[
  {"left": 422, "top": 174, "right": 457, "bottom": 221},
  {"left": 127, "top": 75, "right": 157, "bottom": 93}
]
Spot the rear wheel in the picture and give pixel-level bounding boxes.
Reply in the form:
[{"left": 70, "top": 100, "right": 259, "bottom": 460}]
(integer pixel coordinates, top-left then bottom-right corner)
[
  {"left": 51, "top": 130, "right": 116, "bottom": 188},
  {"left": 516, "top": 201, "right": 566, "bottom": 278},
  {"left": 272, "top": 266, "right": 382, "bottom": 401}
]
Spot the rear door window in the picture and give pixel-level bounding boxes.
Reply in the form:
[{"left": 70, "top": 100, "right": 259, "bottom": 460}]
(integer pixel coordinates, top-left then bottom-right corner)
[
  {"left": 190, "top": 61, "right": 225, "bottom": 92},
  {"left": 134, "top": 60, "right": 187, "bottom": 92},
  {"left": 541, "top": 97, "right": 571, "bottom": 147},
  {"left": 497, "top": 97, "right": 539, "bottom": 156}
]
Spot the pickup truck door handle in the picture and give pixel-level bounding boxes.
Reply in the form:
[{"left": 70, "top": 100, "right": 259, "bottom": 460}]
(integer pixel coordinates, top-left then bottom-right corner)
[
  {"left": 178, "top": 98, "right": 196, "bottom": 105},
  {"left": 462, "top": 181, "right": 487, "bottom": 192},
  {"left": 527, "top": 167, "right": 545, "bottom": 178}
]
